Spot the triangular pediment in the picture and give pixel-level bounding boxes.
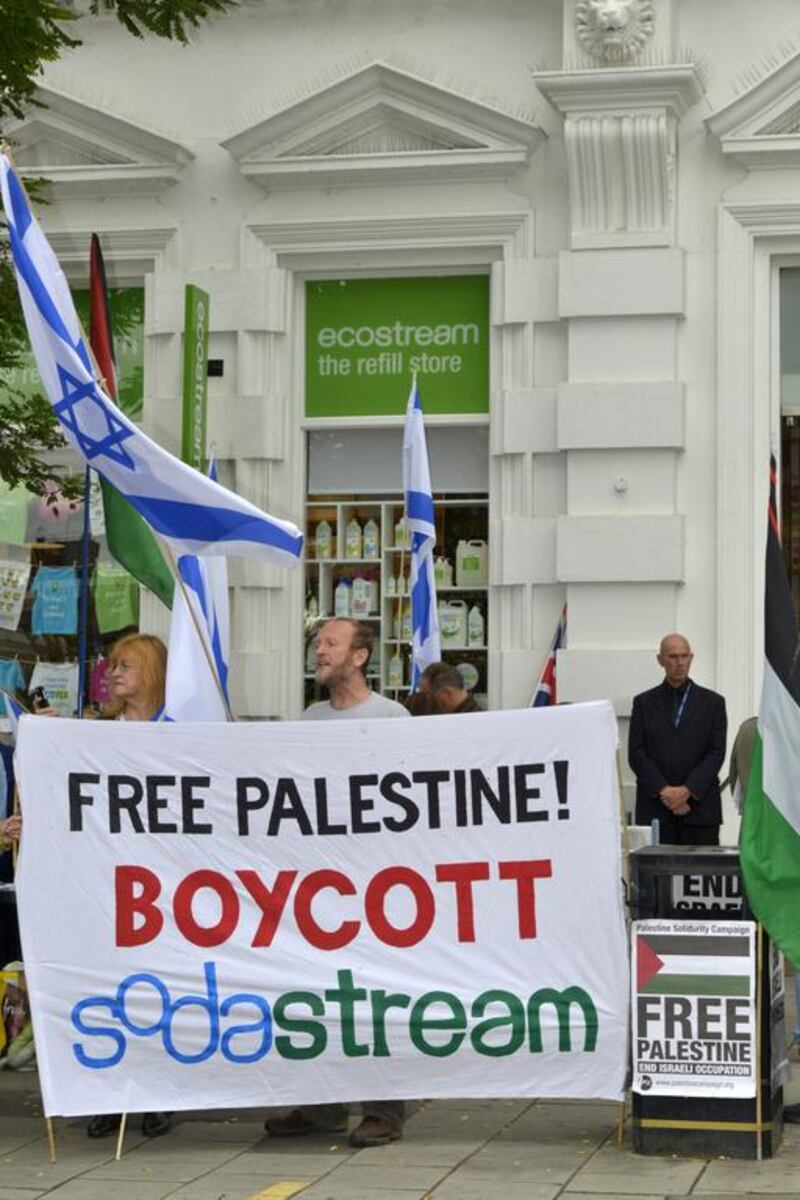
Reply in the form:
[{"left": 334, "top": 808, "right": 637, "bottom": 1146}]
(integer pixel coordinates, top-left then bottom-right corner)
[
  {"left": 707, "top": 51, "right": 800, "bottom": 167},
  {"left": 222, "top": 61, "right": 543, "bottom": 188},
  {"left": 4, "top": 86, "right": 193, "bottom": 196}
]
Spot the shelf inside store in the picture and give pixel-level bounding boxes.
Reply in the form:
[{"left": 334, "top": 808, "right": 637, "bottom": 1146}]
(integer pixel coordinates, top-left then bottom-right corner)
[
  {"left": 440, "top": 644, "right": 487, "bottom": 652},
  {"left": 435, "top": 585, "right": 488, "bottom": 592},
  {"left": 305, "top": 673, "right": 382, "bottom": 681},
  {"left": 311, "top": 613, "right": 381, "bottom": 621},
  {"left": 307, "top": 557, "right": 381, "bottom": 565},
  {"left": 384, "top": 639, "right": 487, "bottom": 651}
]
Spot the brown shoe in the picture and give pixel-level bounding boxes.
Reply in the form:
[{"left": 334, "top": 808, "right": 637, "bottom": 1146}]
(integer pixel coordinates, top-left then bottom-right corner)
[
  {"left": 349, "top": 1116, "right": 402, "bottom": 1147},
  {"left": 265, "top": 1109, "right": 348, "bottom": 1137}
]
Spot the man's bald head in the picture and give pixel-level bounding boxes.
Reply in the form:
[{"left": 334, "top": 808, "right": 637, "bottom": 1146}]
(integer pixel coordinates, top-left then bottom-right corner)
[{"left": 657, "top": 633, "right": 693, "bottom": 688}]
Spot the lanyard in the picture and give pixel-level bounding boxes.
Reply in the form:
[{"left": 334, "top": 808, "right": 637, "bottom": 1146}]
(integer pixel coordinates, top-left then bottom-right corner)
[{"left": 674, "top": 682, "right": 692, "bottom": 729}]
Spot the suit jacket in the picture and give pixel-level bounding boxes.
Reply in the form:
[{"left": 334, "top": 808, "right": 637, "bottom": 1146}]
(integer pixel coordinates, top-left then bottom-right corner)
[{"left": 628, "top": 679, "right": 727, "bottom": 827}]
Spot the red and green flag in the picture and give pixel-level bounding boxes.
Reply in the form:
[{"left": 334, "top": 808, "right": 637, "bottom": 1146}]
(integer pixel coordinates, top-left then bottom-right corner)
[
  {"left": 89, "top": 235, "right": 174, "bottom": 609},
  {"left": 636, "top": 932, "right": 751, "bottom": 997},
  {"left": 740, "top": 455, "right": 800, "bottom": 966}
]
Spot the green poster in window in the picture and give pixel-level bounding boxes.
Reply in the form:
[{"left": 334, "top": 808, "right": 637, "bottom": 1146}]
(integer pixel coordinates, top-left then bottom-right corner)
[
  {"left": 306, "top": 276, "right": 489, "bottom": 417},
  {"left": 0, "top": 287, "right": 145, "bottom": 420}
]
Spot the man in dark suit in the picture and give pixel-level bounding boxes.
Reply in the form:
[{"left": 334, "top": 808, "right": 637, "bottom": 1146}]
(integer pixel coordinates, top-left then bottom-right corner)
[{"left": 628, "top": 634, "right": 727, "bottom": 845}]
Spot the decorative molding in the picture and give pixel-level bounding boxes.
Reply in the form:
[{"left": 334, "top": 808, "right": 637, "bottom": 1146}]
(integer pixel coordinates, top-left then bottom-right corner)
[
  {"left": 533, "top": 65, "right": 703, "bottom": 247},
  {"left": 707, "top": 52, "right": 800, "bottom": 167},
  {"left": 40, "top": 227, "right": 180, "bottom": 283},
  {"left": 222, "top": 61, "right": 544, "bottom": 188},
  {"left": 245, "top": 211, "right": 532, "bottom": 256},
  {"left": 533, "top": 64, "right": 704, "bottom": 114},
  {"left": 4, "top": 86, "right": 193, "bottom": 196},
  {"left": 574, "top": 0, "right": 656, "bottom": 66}
]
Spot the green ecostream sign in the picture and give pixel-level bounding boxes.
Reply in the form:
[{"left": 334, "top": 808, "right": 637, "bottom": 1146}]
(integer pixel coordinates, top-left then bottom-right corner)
[
  {"left": 181, "top": 285, "right": 210, "bottom": 470},
  {"left": 306, "top": 276, "right": 489, "bottom": 417}
]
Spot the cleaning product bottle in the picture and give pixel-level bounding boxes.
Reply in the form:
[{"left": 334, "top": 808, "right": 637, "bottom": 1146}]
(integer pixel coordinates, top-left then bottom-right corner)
[
  {"left": 315, "top": 519, "right": 332, "bottom": 559},
  {"left": 468, "top": 604, "right": 485, "bottom": 648},
  {"left": 363, "top": 518, "right": 379, "bottom": 559},
  {"left": 345, "top": 516, "right": 362, "bottom": 559},
  {"left": 334, "top": 578, "right": 351, "bottom": 617},
  {"left": 388, "top": 652, "right": 404, "bottom": 689}
]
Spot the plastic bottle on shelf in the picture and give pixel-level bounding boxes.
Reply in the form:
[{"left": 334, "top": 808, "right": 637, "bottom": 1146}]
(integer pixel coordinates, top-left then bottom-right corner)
[
  {"left": 334, "top": 578, "right": 351, "bottom": 617},
  {"left": 443, "top": 558, "right": 453, "bottom": 588},
  {"left": 352, "top": 576, "right": 371, "bottom": 616},
  {"left": 345, "top": 516, "right": 362, "bottom": 559},
  {"left": 401, "top": 603, "right": 412, "bottom": 642},
  {"left": 306, "top": 594, "right": 319, "bottom": 620},
  {"left": 388, "top": 652, "right": 404, "bottom": 689},
  {"left": 395, "top": 516, "right": 409, "bottom": 549},
  {"left": 363, "top": 518, "right": 379, "bottom": 559},
  {"left": 386, "top": 573, "right": 396, "bottom": 596},
  {"left": 468, "top": 604, "right": 485, "bottom": 648},
  {"left": 433, "top": 557, "right": 445, "bottom": 587},
  {"left": 396, "top": 572, "right": 406, "bottom": 596},
  {"left": 315, "top": 519, "right": 332, "bottom": 559}
]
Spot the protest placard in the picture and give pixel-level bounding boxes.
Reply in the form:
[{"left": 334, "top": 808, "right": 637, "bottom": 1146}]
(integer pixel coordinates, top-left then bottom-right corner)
[
  {"left": 15, "top": 702, "right": 628, "bottom": 1117},
  {"left": 632, "top": 919, "right": 757, "bottom": 1099}
]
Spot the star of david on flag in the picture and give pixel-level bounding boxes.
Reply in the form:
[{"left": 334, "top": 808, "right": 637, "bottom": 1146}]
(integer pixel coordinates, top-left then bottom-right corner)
[
  {"left": 55, "top": 365, "right": 135, "bottom": 470},
  {"left": 0, "top": 154, "right": 303, "bottom": 565}
]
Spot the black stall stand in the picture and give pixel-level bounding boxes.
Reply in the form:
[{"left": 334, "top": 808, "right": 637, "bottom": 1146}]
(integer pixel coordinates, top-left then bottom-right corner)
[{"left": 629, "top": 845, "right": 786, "bottom": 1159}]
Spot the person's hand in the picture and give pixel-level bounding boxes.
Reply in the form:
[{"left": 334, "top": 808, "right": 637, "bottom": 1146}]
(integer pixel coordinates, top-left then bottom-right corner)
[
  {"left": 1, "top": 814, "right": 21, "bottom": 842},
  {"left": 660, "top": 785, "right": 691, "bottom": 812},
  {"left": 31, "top": 706, "right": 59, "bottom": 718},
  {"left": 673, "top": 803, "right": 692, "bottom": 816}
]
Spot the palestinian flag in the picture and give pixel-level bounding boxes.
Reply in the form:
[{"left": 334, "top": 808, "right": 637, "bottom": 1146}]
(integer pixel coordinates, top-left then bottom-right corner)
[
  {"left": 740, "top": 455, "right": 800, "bottom": 967},
  {"left": 636, "top": 932, "right": 752, "bottom": 997},
  {"left": 89, "top": 235, "right": 174, "bottom": 609}
]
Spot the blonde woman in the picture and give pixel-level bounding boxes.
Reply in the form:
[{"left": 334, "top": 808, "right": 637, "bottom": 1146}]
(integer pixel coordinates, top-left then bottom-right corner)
[{"left": 102, "top": 633, "right": 167, "bottom": 723}]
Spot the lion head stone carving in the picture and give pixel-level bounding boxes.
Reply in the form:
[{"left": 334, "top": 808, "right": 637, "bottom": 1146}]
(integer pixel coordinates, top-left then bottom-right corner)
[{"left": 575, "top": 0, "right": 656, "bottom": 64}]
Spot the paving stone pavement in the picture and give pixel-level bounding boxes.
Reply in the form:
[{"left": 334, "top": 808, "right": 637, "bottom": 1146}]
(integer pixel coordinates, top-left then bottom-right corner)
[{"left": 2, "top": 1070, "right": 800, "bottom": 1200}]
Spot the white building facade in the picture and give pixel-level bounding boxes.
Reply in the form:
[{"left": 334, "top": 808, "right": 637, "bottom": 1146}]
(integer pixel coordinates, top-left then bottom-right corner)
[{"left": 8, "top": 0, "right": 800, "bottom": 826}]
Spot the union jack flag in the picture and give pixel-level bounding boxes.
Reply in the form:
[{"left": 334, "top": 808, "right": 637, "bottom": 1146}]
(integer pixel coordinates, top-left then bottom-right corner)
[{"left": 531, "top": 605, "right": 567, "bottom": 707}]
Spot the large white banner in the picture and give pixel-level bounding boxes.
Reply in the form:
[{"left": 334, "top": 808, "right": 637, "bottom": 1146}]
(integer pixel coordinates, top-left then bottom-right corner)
[{"left": 15, "top": 702, "right": 628, "bottom": 1117}]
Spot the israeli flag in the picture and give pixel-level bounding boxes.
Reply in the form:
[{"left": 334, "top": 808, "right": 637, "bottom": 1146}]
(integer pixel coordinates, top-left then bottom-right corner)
[
  {"left": 403, "top": 375, "right": 440, "bottom": 690},
  {"left": 165, "top": 459, "right": 231, "bottom": 722},
  {"left": 0, "top": 156, "right": 302, "bottom": 565},
  {"left": 1, "top": 689, "right": 24, "bottom": 740}
]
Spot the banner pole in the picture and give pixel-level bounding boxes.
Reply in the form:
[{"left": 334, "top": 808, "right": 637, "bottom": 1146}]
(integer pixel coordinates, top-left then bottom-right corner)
[
  {"left": 76, "top": 467, "right": 92, "bottom": 718},
  {"left": 756, "top": 922, "right": 764, "bottom": 1162},
  {"left": 616, "top": 749, "right": 632, "bottom": 892},
  {"left": 115, "top": 1113, "right": 128, "bottom": 1161},
  {"left": 11, "top": 784, "right": 19, "bottom": 875},
  {"left": 45, "top": 1117, "right": 56, "bottom": 1163},
  {"left": 616, "top": 748, "right": 630, "bottom": 1149}
]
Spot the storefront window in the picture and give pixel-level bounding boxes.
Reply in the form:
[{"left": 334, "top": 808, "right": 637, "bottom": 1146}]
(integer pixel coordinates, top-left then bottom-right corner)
[
  {"left": 0, "top": 287, "right": 145, "bottom": 723},
  {"left": 304, "top": 270, "right": 491, "bottom": 706}
]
